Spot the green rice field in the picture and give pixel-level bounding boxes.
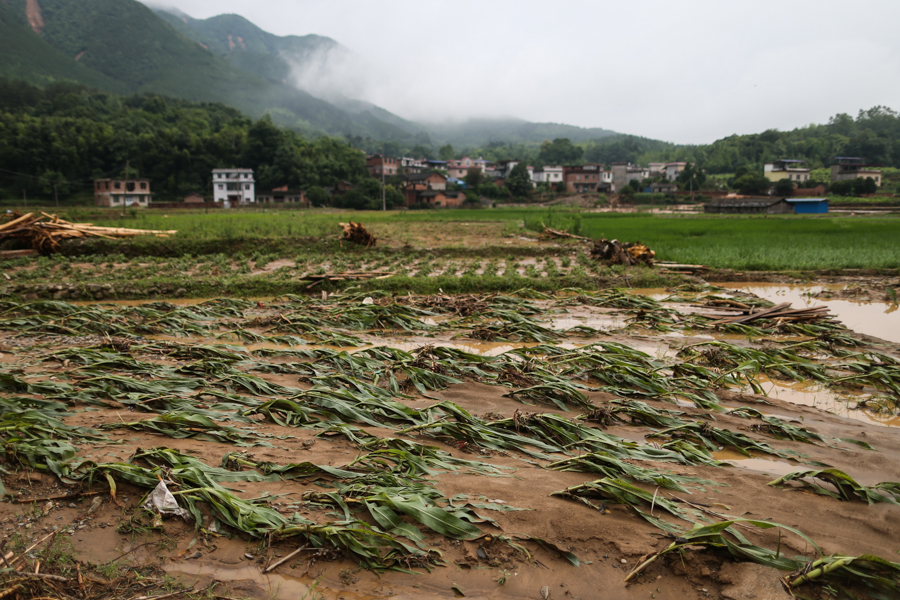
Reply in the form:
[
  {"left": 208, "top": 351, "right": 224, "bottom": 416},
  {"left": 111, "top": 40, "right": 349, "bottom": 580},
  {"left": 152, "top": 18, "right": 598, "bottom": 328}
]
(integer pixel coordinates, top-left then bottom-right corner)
[{"left": 72, "top": 208, "right": 900, "bottom": 271}]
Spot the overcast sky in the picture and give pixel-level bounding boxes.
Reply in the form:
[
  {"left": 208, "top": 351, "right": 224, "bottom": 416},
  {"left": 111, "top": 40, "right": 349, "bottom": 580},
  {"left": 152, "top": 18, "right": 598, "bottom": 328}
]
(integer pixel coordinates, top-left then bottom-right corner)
[{"left": 145, "top": 0, "right": 900, "bottom": 144}]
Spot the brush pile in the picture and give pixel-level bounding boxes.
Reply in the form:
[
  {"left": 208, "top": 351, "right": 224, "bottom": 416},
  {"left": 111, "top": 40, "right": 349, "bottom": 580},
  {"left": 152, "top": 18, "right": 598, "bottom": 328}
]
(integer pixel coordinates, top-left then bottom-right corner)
[
  {"left": 700, "top": 301, "right": 834, "bottom": 325},
  {"left": 339, "top": 221, "right": 376, "bottom": 247},
  {"left": 590, "top": 238, "right": 655, "bottom": 266},
  {"left": 0, "top": 212, "right": 176, "bottom": 254}
]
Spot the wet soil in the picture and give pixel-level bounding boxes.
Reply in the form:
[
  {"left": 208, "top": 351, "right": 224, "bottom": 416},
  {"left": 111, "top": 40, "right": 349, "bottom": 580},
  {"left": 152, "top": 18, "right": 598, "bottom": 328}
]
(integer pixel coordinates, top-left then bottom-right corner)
[{"left": 1, "top": 286, "right": 899, "bottom": 600}]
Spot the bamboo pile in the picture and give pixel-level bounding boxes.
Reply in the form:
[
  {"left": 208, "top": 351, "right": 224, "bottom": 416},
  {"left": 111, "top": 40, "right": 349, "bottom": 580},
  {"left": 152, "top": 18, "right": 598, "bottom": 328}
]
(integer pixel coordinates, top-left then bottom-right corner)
[
  {"left": 0, "top": 212, "right": 176, "bottom": 254},
  {"left": 698, "top": 301, "right": 834, "bottom": 325},
  {"left": 339, "top": 221, "right": 376, "bottom": 247}
]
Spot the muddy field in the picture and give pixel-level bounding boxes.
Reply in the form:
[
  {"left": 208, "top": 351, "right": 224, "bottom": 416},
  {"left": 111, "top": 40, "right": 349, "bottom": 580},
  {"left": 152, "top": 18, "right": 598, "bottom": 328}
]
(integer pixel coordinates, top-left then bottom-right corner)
[{"left": 2, "top": 285, "right": 900, "bottom": 600}]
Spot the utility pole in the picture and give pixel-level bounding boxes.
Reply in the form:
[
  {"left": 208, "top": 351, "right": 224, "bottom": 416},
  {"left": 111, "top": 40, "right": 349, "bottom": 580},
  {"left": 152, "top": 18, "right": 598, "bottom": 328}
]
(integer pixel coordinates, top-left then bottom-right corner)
[
  {"left": 123, "top": 160, "right": 130, "bottom": 217},
  {"left": 381, "top": 143, "right": 386, "bottom": 211}
]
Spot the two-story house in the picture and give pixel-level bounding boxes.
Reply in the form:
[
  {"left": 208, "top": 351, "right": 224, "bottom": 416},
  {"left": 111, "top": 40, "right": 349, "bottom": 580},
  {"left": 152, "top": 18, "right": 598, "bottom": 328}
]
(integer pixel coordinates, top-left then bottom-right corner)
[
  {"left": 764, "top": 159, "right": 811, "bottom": 183},
  {"left": 830, "top": 157, "right": 882, "bottom": 187},
  {"left": 94, "top": 179, "right": 151, "bottom": 207},
  {"left": 212, "top": 169, "right": 255, "bottom": 204},
  {"left": 366, "top": 155, "right": 399, "bottom": 178}
]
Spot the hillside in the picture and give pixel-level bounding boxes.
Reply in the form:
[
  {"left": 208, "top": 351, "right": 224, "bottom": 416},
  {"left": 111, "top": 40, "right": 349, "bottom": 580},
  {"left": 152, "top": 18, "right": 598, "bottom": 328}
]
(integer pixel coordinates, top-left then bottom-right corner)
[
  {"left": 0, "top": 5, "right": 126, "bottom": 92},
  {"left": 0, "top": 0, "right": 419, "bottom": 141},
  {"left": 425, "top": 118, "right": 618, "bottom": 147},
  {"left": 154, "top": 9, "right": 338, "bottom": 85}
]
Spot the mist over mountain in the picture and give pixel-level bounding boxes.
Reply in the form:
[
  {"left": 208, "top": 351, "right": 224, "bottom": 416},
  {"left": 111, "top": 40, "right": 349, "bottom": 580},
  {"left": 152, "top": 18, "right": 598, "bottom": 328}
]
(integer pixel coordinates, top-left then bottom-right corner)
[{"left": 0, "top": 0, "right": 622, "bottom": 150}]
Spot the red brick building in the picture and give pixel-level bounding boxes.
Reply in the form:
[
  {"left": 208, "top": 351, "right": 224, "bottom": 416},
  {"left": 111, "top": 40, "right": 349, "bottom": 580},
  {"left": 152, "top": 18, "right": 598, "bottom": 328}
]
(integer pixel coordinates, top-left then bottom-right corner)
[
  {"left": 562, "top": 165, "right": 601, "bottom": 193},
  {"left": 366, "top": 155, "right": 398, "bottom": 178}
]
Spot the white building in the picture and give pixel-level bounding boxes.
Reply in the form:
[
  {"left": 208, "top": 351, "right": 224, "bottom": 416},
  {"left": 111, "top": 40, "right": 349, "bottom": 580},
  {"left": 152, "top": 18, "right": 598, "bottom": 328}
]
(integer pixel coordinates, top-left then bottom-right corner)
[
  {"left": 664, "top": 162, "right": 687, "bottom": 181},
  {"left": 532, "top": 165, "right": 564, "bottom": 185},
  {"left": 212, "top": 168, "right": 255, "bottom": 204}
]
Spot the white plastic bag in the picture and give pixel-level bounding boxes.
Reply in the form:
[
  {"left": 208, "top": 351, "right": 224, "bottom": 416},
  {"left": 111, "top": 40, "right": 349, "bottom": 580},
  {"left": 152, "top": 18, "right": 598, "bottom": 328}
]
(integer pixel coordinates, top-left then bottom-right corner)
[{"left": 142, "top": 479, "right": 190, "bottom": 520}]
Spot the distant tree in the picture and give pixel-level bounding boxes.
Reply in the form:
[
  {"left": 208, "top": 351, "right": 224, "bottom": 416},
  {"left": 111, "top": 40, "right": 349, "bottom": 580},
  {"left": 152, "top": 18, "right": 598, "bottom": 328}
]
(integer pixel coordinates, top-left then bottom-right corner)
[
  {"left": 410, "top": 144, "right": 431, "bottom": 159},
  {"left": 774, "top": 179, "right": 795, "bottom": 197},
  {"left": 464, "top": 167, "right": 485, "bottom": 190},
  {"left": 438, "top": 144, "right": 455, "bottom": 161},
  {"left": 854, "top": 176, "right": 878, "bottom": 195},
  {"left": 629, "top": 178, "right": 642, "bottom": 191},
  {"left": 555, "top": 181, "right": 567, "bottom": 193},
  {"left": 538, "top": 138, "right": 583, "bottom": 165},
  {"left": 384, "top": 184, "right": 404, "bottom": 208},
  {"left": 676, "top": 162, "right": 707, "bottom": 191},
  {"left": 733, "top": 173, "right": 771, "bottom": 195},
  {"left": 829, "top": 180, "right": 855, "bottom": 196},
  {"left": 619, "top": 185, "right": 635, "bottom": 196},
  {"left": 506, "top": 163, "right": 533, "bottom": 198},
  {"left": 306, "top": 186, "right": 328, "bottom": 206}
]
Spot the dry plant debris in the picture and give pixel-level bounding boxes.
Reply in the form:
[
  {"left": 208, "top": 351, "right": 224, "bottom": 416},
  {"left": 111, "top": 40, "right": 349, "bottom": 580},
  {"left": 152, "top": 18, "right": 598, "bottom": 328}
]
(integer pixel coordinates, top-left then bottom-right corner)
[
  {"left": 590, "top": 239, "right": 655, "bottom": 266},
  {"left": 339, "top": 221, "right": 376, "bottom": 247},
  {"left": 0, "top": 212, "right": 176, "bottom": 254}
]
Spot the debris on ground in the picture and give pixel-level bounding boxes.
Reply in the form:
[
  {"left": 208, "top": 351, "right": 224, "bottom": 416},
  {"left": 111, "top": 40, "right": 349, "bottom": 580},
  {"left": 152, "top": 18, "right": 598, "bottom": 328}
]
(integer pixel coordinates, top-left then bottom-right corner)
[
  {"left": 339, "top": 221, "right": 376, "bottom": 247},
  {"left": 590, "top": 238, "right": 656, "bottom": 266},
  {"left": 655, "top": 261, "right": 710, "bottom": 274},
  {"left": 698, "top": 301, "right": 834, "bottom": 325},
  {"left": 540, "top": 226, "right": 593, "bottom": 242},
  {"left": 301, "top": 271, "right": 395, "bottom": 289},
  {"left": 0, "top": 212, "right": 176, "bottom": 254}
]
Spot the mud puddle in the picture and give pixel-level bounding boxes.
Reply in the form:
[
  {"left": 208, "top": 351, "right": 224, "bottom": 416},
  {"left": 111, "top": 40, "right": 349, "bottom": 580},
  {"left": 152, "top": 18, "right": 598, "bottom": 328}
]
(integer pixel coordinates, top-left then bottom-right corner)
[
  {"left": 749, "top": 375, "right": 900, "bottom": 428},
  {"left": 712, "top": 449, "right": 800, "bottom": 477},
  {"left": 718, "top": 283, "right": 900, "bottom": 343}
]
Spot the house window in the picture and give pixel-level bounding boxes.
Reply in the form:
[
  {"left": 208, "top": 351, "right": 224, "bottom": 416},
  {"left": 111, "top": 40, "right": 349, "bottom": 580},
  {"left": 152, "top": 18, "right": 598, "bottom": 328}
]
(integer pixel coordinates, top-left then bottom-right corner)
[
  {"left": 218, "top": 184, "right": 224, "bottom": 190},
  {"left": 140, "top": 182, "right": 147, "bottom": 190},
  {"left": 245, "top": 184, "right": 250, "bottom": 190},
  {"left": 114, "top": 182, "right": 121, "bottom": 189}
]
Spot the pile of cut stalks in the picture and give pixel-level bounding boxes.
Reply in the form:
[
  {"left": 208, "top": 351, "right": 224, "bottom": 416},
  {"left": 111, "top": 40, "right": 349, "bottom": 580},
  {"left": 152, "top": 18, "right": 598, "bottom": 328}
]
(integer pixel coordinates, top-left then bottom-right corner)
[{"left": 0, "top": 212, "right": 176, "bottom": 255}]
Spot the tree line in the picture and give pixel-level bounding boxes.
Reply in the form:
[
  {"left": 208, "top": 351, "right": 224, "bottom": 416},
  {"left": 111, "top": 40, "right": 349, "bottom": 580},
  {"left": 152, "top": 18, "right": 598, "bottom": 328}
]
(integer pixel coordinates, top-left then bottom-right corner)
[{"left": 0, "top": 79, "right": 369, "bottom": 202}]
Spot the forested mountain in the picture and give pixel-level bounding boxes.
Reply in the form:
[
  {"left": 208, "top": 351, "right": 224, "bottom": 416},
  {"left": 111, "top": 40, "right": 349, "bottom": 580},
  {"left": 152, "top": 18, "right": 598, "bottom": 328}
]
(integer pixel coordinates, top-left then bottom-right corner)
[
  {"left": 0, "top": 81, "right": 368, "bottom": 201},
  {"left": 0, "top": 0, "right": 420, "bottom": 141},
  {"left": 153, "top": 9, "right": 338, "bottom": 86},
  {"left": 424, "top": 118, "right": 617, "bottom": 148}
]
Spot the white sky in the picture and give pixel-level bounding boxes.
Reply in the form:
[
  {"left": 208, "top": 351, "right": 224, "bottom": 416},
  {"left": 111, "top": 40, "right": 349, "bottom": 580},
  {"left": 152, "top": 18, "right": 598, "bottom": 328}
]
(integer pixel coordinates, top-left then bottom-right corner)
[{"left": 146, "top": 0, "right": 900, "bottom": 144}]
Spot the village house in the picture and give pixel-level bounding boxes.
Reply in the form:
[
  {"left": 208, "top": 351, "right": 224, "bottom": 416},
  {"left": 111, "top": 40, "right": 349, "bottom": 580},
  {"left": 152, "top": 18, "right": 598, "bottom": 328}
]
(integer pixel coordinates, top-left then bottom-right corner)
[
  {"left": 647, "top": 162, "right": 667, "bottom": 176},
  {"left": 325, "top": 181, "right": 354, "bottom": 199},
  {"left": 416, "top": 189, "right": 466, "bottom": 208},
  {"left": 493, "top": 160, "right": 520, "bottom": 179},
  {"left": 704, "top": 197, "right": 828, "bottom": 215},
  {"left": 610, "top": 162, "right": 645, "bottom": 192},
  {"left": 183, "top": 192, "right": 205, "bottom": 203},
  {"left": 366, "top": 155, "right": 398, "bottom": 178},
  {"left": 562, "top": 164, "right": 601, "bottom": 193},
  {"left": 830, "top": 157, "right": 882, "bottom": 187},
  {"left": 764, "top": 159, "right": 811, "bottom": 183},
  {"left": 94, "top": 178, "right": 151, "bottom": 207},
  {"left": 424, "top": 159, "right": 447, "bottom": 172},
  {"left": 399, "top": 157, "right": 426, "bottom": 174},
  {"left": 256, "top": 186, "right": 308, "bottom": 206},
  {"left": 647, "top": 181, "right": 678, "bottom": 193},
  {"left": 663, "top": 162, "right": 687, "bottom": 181},
  {"left": 212, "top": 168, "right": 255, "bottom": 204},
  {"left": 401, "top": 171, "right": 448, "bottom": 207},
  {"left": 532, "top": 165, "right": 564, "bottom": 185}
]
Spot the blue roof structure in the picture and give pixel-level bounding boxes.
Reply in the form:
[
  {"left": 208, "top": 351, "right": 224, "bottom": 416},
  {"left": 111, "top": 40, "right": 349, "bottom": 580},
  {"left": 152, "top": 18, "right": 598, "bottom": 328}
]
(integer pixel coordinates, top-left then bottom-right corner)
[{"left": 786, "top": 197, "right": 828, "bottom": 214}]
